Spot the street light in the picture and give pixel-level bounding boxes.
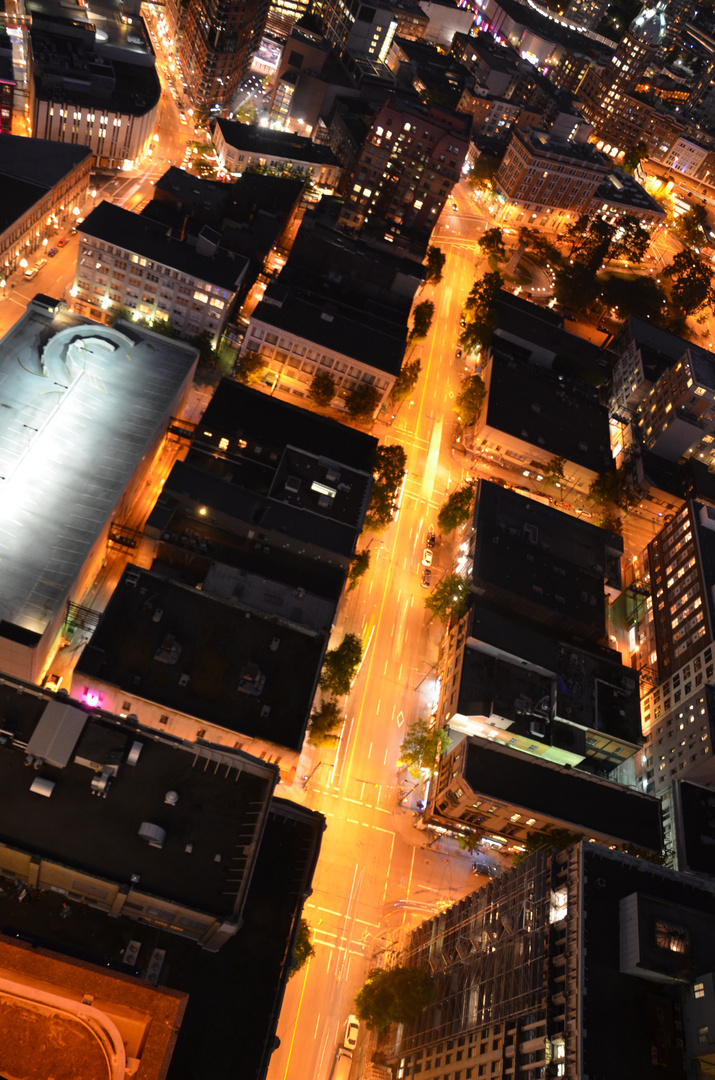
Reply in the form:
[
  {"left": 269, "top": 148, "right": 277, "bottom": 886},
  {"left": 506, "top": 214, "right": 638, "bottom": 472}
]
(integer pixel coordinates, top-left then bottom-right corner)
[{"left": 0, "top": 279, "right": 5, "bottom": 298}]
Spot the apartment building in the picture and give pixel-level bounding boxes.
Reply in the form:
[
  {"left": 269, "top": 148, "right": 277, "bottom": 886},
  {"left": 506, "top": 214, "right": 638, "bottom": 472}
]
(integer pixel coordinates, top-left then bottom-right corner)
[
  {"left": 72, "top": 201, "right": 248, "bottom": 343},
  {"left": 636, "top": 346, "right": 715, "bottom": 466},
  {"left": 212, "top": 119, "right": 341, "bottom": 189}
]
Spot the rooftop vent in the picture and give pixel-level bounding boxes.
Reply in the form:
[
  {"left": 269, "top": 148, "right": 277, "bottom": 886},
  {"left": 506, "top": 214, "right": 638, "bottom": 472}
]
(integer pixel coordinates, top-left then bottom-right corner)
[
  {"left": 164, "top": 790, "right": 179, "bottom": 805},
  {"left": 285, "top": 476, "right": 301, "bottom": 494},
  {"left": 138, "top": 822, "right": 166, "bottom": 849}
]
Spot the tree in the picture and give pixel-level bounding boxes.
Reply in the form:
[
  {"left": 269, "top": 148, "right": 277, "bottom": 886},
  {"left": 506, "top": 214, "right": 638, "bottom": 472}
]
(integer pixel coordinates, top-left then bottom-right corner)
[
  {"left": 455, "top": 374, "right": 486, "bottom": 426},
  {"left": 109, "top": 306, "right": 131, "bottom": 325},
  {"left": 600, "top": 274, "right": 666, "bottom": 322},
  {"left": 289, "top": 918, "right": 315, "bottom": 978},
  {"left": 391, "top": 359, "right": 421, "bottom": 403},
  {"left": 399, "top": 720, "right": 451, "bottom": 778},
  {"left": 461, "top": 271, "right": 503, "bottom": 353},
  {"left": 424, "top": 573, "right": 469, "bottom": 624},
  {"left": 609, "top": 215, "right": 651, "bottom": 264},
  {"left": 424, "top": 245, "right": 446, "bottom": 285},
  {"left": 664, "top": 249, "right": 714, "bottom": 314},
  {"left": 437, "top": 484, "right": 475, "bottom": 533},
  {"left": 554, "top": 260, "right": 599, "bottom": 311},
  {"left": 348, "top": 548, "right": 371, "bottom": 591},
  {"left": 541, "top": 456, "right": 565, "bottom": 487},
  {"left": 365, "top": 444, "right": 407, "bottom": 530},
  {"left": 345, "top": 382, "right": 381, "bottom": 421},
  {"left": 319, "top": 633, "right": 363, "bottom": 697},
  {"left": 457, "top": 829, "right": 482, "bottom": 853},
  {"left": 478, "top": 227, "right": 506, "bottom": 262},
  {"left": 621, "top": 140, "right": 648, "bottom": 175},
  {"left": 410, "top": 300, "right": 435, "bottom": 340},
  {"left": 309, "top": 370, "right": 336, "bottom": 407},
  {"left": 235, "top": 350, "right": 267, "bottom": 385},
  {"left": 597, "top": 510, "right": 623, "bottom": 535},
  {"left": 588, "top": 469, "right": 627, "bottom": 508},
  {"left": 191, "top": 328, "right": 218, "bottom": 367},
  {"left": 677, "top": 204, "right": 708, "bottom": 247},
  {"left": 307, "top": 699, "right": 345, "bottom": 747},
  {"left": 355, "top": 966, "right": 434, "bottom": 1032}
]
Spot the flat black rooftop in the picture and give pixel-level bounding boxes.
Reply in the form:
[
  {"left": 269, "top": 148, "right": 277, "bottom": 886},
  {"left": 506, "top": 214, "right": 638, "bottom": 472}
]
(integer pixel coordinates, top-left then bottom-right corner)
[
  {"left": 0, "top": 135, "right": 91, "bottom": 233},
  {"left": 463, "top": 736, "right": 662, "bottom": 851},
  {"left": 80, "top": 202, "right": 248, "bottom": 290},
  {"left": 485, "top": 344, "right": 613, "bottom": 474},
  {"left": 75, "top": 565, "right": 325, "bottom": 751},
  {"left": 196, "top": 378, "right": 377, "bottom": 474},
  {"left": 215, "top": 118, "right": 340, "bottom": 167},
  {"left": 0, "top": 685, "right": 277, "bottom": 918},
  {"left": 252, "top": 280, "right": 407, "bottom": 376},
  {"left": 472, "top": 481, "right": 622, "bottom": 637}
]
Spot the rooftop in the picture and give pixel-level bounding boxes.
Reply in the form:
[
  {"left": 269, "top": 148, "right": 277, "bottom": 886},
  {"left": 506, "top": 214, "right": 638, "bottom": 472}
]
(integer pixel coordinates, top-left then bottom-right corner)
[
  {"left": 75, "top": 564, "right": 326, "bottom": 751},
  {"left": 0, "top": 304, "right": 197, "bottom": 638},
  {"left": 0, "top": 682, "right": 277, "bottom": 917},
  {"left": 471, "top": 481, "right": 622, "bottom": 640},
  {"left": 485, "top": 342, "right": 613, "bottom": 473},
  {"left": 252, "top": 279, "right": 406, "bottom": 376},
  {"left": 594, "top": 168, "right": 667, "bottom": 217},
  {"left": 80, "top": 201, "right": 249, "bottom": 291},
  {"left": 0, "top": 134, "right": 91, "bottom": 233},
  {"left": 461, "top": 735, "right": 662, "bottom": 850},
  {"left": 214, "top": 118, "right": 340, "bottom": 167}
]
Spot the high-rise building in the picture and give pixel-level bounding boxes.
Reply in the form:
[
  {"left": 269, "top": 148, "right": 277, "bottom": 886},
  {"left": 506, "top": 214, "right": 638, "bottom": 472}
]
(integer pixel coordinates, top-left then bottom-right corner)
[
  {"left": 389, "top": 842, "right": 715, "bottom": 1079},
  {"left": 179, "top": 0, "right": 270, "bottom": 110}
]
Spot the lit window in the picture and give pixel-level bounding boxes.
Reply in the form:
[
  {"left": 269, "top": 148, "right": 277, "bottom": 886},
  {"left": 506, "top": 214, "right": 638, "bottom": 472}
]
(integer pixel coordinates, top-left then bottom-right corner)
[
  {"left": 695, "top": 983, "right": 705, "bottom": 998},
  {"left": 193, "top": 291, "right": 208, "bottom": 303}
]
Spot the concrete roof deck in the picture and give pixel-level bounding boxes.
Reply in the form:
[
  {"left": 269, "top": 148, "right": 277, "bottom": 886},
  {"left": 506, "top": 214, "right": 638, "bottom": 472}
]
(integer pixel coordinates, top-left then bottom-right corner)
[
  {"left": 0, "top": 306, "right": 197, "bottom": 637},
  {"left": 75, "top": 564, "right": 325, "bottom": 750},
  {"left": 0, "top": 686, "right": 276, "bottom": 916}
]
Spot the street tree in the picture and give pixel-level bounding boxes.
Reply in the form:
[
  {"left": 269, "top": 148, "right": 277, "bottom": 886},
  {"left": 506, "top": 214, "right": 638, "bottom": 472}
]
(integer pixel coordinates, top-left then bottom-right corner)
[
  {"left": 424, "top": 573, "right": 469, "bottom": 624},
  {"left": 455, "top": 373, "right": 486, "bottom": 426},
  {"left": 461, "top": 270, "right": 502, "bottom": 353},
  {"left": 540, "top": 456, "right": 565, "bottom": 487},
  {"left": 554, "top": 260, "right": 599, "bottom": 311},
  {"left": 410, "top": 300, "right": 435, "bottom": 340},
  {"left": 597, "top": 510, "right": 623, "bottom": 535},
  {"left": 621, "top": 140, "right": 648, "bottom": 174},
  {"left": 609, "top": 215, "right": 651, "bottom": 264},
  {"left": 437, "top": 484, "right": 475, "bottom": 533},
  {"left": 289, "top": 919, "right": 315, "bottom": 978},
  {"left": 588, "top": 469, "right": 627, "bottom": 508},
  {"left": 319, "top": 633, "right": 363, "bottom": 697},
  {"left": 399, "top": 720, "right": 451, "bottom": 778},
  {"left": 308, "top": 371, "right": 336, "bottom": 407},
  {"left": 457, "top": 829, "right": 482, "bottom": 853},
  {"left": 678, "top": 204, "right": 709, "bottom": 247},
  {"left": 234, "top": 350, "right": 267, "bottom": 385},
  {"left": 307, "top": 699, "right": 345, "bottom": 747},
  {"left": 365, "top": 444, "right": 407, "bottom": 530},
  {"left": 390, "top": 359, "right": 421, "bottom": 403},
  {"left": 478, "top": 227, "right": 507, "bottom": 262},
  {"left": 664, "top": 249, "right": 714, "bottom": 314},
  {"left": 345, "top": 382, "right": 381, "bottom": 421},
  {"left": 600, "top": 274, "right": 666, "bottom": 321},
  {"left": 565, "top": 214, "right": 591, "bottom": 258},
  {"left": 424, "top": 246, "right": 446, "bottom": 285},
  {"left": 355, "top": 966, "right": 434, "bottom": 1031},
  {"left": 348, "top": 548, "right": 371, "bottom": 591}
]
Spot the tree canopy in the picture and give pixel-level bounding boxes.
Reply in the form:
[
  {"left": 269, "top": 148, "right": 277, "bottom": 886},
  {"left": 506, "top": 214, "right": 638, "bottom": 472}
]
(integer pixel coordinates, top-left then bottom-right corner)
[
  {"left": 399, "top": 720, "right": 451, "bottom": 778},
  {"left": 664, "top": 249, "right": 714, "bottom": 314},
  {"left": 424, "top": 246, "right": 446, "bottom": 285},
  {"left": 410, "top": 300, "right": 435, "bottom": 340},
  {"left": 348, "top": 548, "right": 371, "bottom": 591},
  {"left": 307, "top": 699, "right": 345, "bottom": 747},
  {"left": 235, "top": 350, "right": 267, "bottom": 385},
  {"left": 424, "top": 572, "right": 469, "bottom": 623},
  {"left": 319, "top": 633, "right": 364, "bottom": 697},
  {"left": 609, "top": 215, "right": 651, "bottom": 264},
  {"left": 540, "top": 456, "right": 565, "bottom": 487},
  {"left": 478, "top": 227, "right": 506, "bottom": 262},
  {"left": 355, "top": 966, "right": 434, "bottom": 1031},
  {"left": 289, "top": 919, "right": 315, "bottom": 978},
  {"left": 308, "top": 371, "right": 336, "bottom": 407},
  {"left": 460, "top": 271, "right": 502, "bottom": 353},
  {"left": 588, "top": 469, "right": 627, "bottom": 508},
  {"left": 437, "top": 484, "right": 475, "bottom": 533},
  {"left": 345, "top": 382, "right": 381, "bottom": 421},
  {"left": 455, "top": 374, "right": 486, "bottom": 426},
  {"left": 391, "top": 359, "right": 421, "bottom": 403},
  {"left": 365, "top": 444, "right": 407, "bottom": 530}
]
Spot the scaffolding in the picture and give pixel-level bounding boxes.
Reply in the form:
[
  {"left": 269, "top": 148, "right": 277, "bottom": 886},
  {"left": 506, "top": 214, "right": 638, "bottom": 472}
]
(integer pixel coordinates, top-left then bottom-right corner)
[{"left": 396, "top": 852, "right": 553, "bottom": 1054}]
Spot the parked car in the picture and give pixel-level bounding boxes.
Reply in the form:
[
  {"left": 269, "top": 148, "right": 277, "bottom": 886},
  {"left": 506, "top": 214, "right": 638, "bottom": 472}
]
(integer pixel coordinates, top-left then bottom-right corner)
[
  {"left": 35, "top": 258, "right": 47, "bottom": 271},
  {"left": 426, "top": 530, "right": 436, "bottom": 549},
  {"left": 420, "top": 567, "right": 432, "bottom": 589},
  {"left": 456, "top": 347, "right": 462, "bottom": 359},
  {"left": 47, "top": 247, "right": 58, "bottom": 257},
  {"left": 452, "top": 202, "right": 458, "bottom": 210},
  {"left": 24, "top": 266, "right": 38, "bottom": 279},
  {"left": 344, "top": 1015, "right": 360, "bottom": 1051},
  {"left": 422, "top": 548, "right": 433, "bottom": 567},
  {"left": 57, "top": 236, "right": 69, "bottom": 247}
]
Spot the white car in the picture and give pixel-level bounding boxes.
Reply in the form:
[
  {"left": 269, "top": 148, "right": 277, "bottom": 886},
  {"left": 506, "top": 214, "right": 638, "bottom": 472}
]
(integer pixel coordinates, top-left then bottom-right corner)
[
  {"left": 344, "top": 1015, "right": 359, "bottom": 1051},
  {"left": 422, "top": 548, "right": 433, "bottom": 567}
]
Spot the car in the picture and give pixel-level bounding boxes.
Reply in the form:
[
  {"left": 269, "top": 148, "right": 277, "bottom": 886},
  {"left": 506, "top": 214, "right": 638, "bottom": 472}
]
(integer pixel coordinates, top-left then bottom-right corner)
[
  {"left": 44, "top": 673, "right": 63, "bottom": 692},
  {"left": 70, "top": 226, "right": 77, "bottom": 235},
  {"left": 420, "top": 567, "right": 432, "bottom": 589},
  {"left": 57, "top": 236, "right": 69, "bottom": 247},
  {"left": 426, "top": 530, "right": 436, "bottom": 548},
  {"left": 24, "top": 266, "right": 38, "bottom": 279},
  {"left": 452, "top": 202, "right": 458, "bottom": 210},
  {"left": 422, "top": 548, "right": 433, "bottom": 567},
  {"left": 344, "top": 1015, "right": 359, "bottom": 1051},
  {"left": 35, "top": 258, "right": 47, "bottom": 271},
  {"left": 460, "top": 316, "right": 466, "bottom": 327},
  {"left": 47, "top": 247, "right": 58, "bottom": 257},
  {"left": 180, "top": 111, "right": 187, "bottom": 123},
  {"left": 456, "top": 347, "right": 462, "bottom": 359}
]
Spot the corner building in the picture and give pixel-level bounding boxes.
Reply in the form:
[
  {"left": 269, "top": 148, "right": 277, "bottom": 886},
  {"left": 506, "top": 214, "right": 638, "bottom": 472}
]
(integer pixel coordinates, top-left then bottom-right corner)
[{"left": 179, "top": 0, "right": 270, "bottom": 110}]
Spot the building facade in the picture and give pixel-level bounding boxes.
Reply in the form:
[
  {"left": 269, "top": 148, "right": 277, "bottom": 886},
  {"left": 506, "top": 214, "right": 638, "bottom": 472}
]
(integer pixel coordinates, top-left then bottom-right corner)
[
  {"left": 212, "top": 119, "right": 342, "bottom": 188},
  {"left": 495, "top": 128, "right": 611, "bottom": 212},
  {"left": 179, "top": 0, "right": 269, "bottom": 109}
]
